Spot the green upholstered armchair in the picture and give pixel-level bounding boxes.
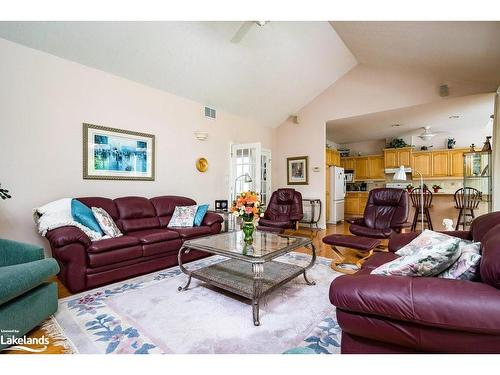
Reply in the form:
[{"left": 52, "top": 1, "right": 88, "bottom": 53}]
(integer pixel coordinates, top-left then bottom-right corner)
[{"left": 0, "top": 239, "right": 59, "bottom": 350}]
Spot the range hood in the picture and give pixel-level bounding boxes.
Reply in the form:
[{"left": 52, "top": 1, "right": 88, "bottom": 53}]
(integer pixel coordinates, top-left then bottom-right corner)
[{"left": 385, "top": 167, "right": 412, "bottom": 174}]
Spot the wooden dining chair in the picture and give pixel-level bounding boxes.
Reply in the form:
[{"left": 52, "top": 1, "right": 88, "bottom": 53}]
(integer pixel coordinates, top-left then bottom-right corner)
[
  {"left": 454, "top": 187, "right": 482, "bottom": 230},
  {"left": 409, "top": 187, "right": 433, "bottom": 231}
]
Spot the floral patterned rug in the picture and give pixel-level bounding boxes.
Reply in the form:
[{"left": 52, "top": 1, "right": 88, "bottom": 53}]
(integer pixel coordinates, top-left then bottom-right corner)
[{"left": 54, "top": 252, "right": 342, "bottom": 354}]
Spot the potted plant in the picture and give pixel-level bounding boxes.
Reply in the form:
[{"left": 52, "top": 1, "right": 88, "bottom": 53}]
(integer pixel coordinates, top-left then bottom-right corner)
[
  {"left": 406, "top": 184, "right": 414, "bottom": 192},
  {"left": 0, "top": 184, "right": 11, "bottom": 200},
  {"left": 230, "top": 191, "right": 264, "bottom": 244},
  {"left": 432, "top": 184, "right": 442, "bottom": 193}
]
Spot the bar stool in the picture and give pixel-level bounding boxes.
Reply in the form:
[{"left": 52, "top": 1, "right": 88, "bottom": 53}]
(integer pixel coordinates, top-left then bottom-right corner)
[
  {"left": 409, "top": 187, "right": 433, "bottom": 231},
  {"left": 454, "top": 187, "right": 482, "bottom": 230}
]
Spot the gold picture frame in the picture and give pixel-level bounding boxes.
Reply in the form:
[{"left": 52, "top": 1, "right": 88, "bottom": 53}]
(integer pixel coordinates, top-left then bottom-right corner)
[
  {"left": 83, "top": 123, "right": 155, "bottom": 181},
  {"left": 287, "top": 156, "right": 308, "bottom": 185}
]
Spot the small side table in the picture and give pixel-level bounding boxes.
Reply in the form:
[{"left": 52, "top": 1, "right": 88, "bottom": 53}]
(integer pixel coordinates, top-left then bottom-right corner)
[{"left": 208, "top": 209, "right": 233, "bottom": 232}]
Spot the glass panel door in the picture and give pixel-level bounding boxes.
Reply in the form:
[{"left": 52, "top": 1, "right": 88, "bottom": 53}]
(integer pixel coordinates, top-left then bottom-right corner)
[
  {"left": 230, "top": 143, "right": 262, "bottom": 201},
  {"left": 261, "top": 149, "right": 272, "bottom": 206}
]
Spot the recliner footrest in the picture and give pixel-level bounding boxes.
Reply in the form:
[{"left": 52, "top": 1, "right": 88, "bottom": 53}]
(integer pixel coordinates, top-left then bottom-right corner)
[{"left": 322, "top": 234, "right": 381, "bottom": 251}]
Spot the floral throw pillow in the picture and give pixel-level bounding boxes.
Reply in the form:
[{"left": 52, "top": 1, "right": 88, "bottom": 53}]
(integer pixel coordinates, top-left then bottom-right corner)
[
  {"left": 438, "top": 241, "right": 481, "bottom": 280},
  {"left": 167, "top": 205, "right": 198, "bottom": 228},
  {"left": 91, "top": 207, "right": 122, "bottom": 238},
  {"left": 395, "top": 229, "right": 457, "bottom": 257},
  {"left": 372, "top": 231, "right": 461, "bottom": 277}
]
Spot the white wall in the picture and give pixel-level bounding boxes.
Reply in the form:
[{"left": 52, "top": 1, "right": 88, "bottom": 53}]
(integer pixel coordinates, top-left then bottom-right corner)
[
  {"left": 0, "top": 38, "right": 276, "bottom": 251},
  {"left": 339, "top": 140, "right": 387, "bottom": 156},
  {"left": 274, "top": 64, "right": 495, "bottom": 228}
]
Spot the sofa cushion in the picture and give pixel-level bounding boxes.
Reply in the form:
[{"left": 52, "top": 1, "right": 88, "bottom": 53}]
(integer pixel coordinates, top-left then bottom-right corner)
[
  {"left": 438, "top": 241, "right": 481, "bottom": 281},
  {"left": 167, "top": 205, "right": 198, "bottom": 228},
  {"left": 114, "top": 197, "right": 160, "bottom": 232},
  {"left": 349, "top": 224, "right": 392, "bottom": 239},
  {"left": 77, "top": 197, "right": 119, "bottom": 220},
  {"left": 150, "top": 196, "right": 197, "bottom": 217},
  {"left": 258, "top": 218, "right": 293, "bottom": 229},
  {"left": 480, "top": 230, "right": 500, "bottom": 289},
  {"left": 92, "top": 207, "right": 123, "bottom": 238},
  {"left": 87, "top": 246, "right": 142, "bottom": 268},
  {"left": 142, "top": 239, "right": 183, "bottom": 257},
  {"left": 169, "top": 226, "right": 212, "bottom": 239},
  {"left": 194, "top": 204, "right": 209, "bottom": 226},
  {"left": 87, "top": 236, "right": 140, "bottom": 253},
  {"left": 128, "top": 228, "right": 180, "bottom": 244},
  {"left": 71, "top": 199, "right": 103, "bottom": 234}
]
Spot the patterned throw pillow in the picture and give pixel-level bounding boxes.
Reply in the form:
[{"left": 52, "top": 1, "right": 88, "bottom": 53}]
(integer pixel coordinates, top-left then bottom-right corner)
[
  {"left": 91, "top": 207, "right": 122, "bottom": 238},
  {"left": 372, "top": 230, "right": 461, "bottom": 277},
  {"left": 395, "top": 229, "right": 456, "bottom": 257},
  {"left": 438, "top": 241, "right": 481, "bottom": 280},
  {"left": 167, "top": 205, "right": 198, "bottom": 228}
]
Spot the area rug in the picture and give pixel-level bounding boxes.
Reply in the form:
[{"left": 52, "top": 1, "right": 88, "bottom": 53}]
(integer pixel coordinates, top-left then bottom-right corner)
[{"left": 54, "top": 252, "right": 342, "bottom": 354}]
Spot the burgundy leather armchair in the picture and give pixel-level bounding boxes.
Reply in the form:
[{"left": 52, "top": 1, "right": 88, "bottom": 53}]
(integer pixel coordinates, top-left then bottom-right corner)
[
  {"left": 330, "top": 211, "right": 500, "bottom": 353},
  {"left": 257, "top": 188, "right": 303, "bottom": 232},
  {"left": 348, "top": 188, "right": 410, "bottom": 239},
  {"left": 44, "top": 195, "right": 223, "bottom": 293}
]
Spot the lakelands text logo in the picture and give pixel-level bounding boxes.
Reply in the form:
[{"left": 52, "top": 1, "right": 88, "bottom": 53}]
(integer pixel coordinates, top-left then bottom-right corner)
[{"left": 1, "top": 329, "right": 49, "bottom": 352}]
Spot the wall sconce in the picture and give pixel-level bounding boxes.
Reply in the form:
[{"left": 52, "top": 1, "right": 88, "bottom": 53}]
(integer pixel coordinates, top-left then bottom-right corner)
[{"left": 194, "top": 131, "right": 208, "bottom": 141}]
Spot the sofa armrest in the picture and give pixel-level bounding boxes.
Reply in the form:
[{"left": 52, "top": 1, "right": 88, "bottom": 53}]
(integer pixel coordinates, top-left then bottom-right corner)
[
  {"left": 201, "top": 212, "right": 224, "bottom": 227},
  {"left": 388, "top": 230, "right": 472, "bottom": 252},
  {"left": 0, "top": 258, "right": 59, "bottom": 305},
  {"left": 330, "top": 274, "right": 500, "bottom": 335},
  {"left": 0, "top": 239, "right": 44, "bottom": 267},
  {"left": 346, "top": 217, "right": 364, "bottom": 225},
  {"left": 45, "top": 226, "right": 92, "bottom": 248}
]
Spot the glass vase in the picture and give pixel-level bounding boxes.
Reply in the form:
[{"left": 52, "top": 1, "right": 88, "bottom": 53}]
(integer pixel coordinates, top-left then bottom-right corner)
[{"left": 242, "top": 220, "right": 255, "bottom": 244}]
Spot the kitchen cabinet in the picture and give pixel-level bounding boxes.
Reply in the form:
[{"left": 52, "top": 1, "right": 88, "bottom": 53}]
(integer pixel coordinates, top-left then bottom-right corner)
[
  {"left": 325, "top": 149, "right": 340, "bottom": 166},
  {"left": 432, "top": 151, "right": 449, "bottom": 177},
  {"left": 340, "top": 157, "right": 355, "bottom": 170},
  {"left": 412, "top": 152, "right": 432, "bottom": 178},
  {"left": 345, "top": 192, "right": 369, "bottom": 215},
  {"left": 354, "top": 157, "right": 369, "bottom": 180},
  {"left": 449, "top": 149, "right": 468, "bottom": 177},
  {"left": 368, "top": 155, "right": 385, "bottom": 180},
  {"left": 384, "top": 147, "right": 413, "bottom": 169}
]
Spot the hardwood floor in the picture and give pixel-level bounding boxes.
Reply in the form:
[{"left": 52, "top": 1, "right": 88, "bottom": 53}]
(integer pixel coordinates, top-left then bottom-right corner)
[{"left": 4, "top": 223, "right": 352, "bottom": 355}]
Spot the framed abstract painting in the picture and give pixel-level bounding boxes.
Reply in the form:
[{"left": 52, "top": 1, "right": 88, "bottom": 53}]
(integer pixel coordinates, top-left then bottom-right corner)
[
  {"left": 83, "top": 123, "right": 155, "bottom": 181},
  {"left": 287, "top": 156, "right": 308, "bottom": 185}
]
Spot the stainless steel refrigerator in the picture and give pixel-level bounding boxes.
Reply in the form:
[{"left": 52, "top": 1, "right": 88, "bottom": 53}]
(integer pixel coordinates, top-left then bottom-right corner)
[{"left": 328, "top": 166, "right": 345, "bottom": 224}]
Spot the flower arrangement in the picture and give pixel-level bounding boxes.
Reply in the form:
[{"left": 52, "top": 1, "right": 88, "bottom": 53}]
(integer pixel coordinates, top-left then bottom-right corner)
[
  {"left": 230, "top": 191, "right": 264, "bottom": 222},
  {"left": 432, "top": 184, "right": 442, "bottom": 193}
]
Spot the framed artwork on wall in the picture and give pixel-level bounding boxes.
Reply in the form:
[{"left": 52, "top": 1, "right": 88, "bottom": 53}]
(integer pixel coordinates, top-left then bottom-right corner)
[
  {"left": 287, "top": 156, "right": 308, "bottom": 185},
  {"left": 83, "top": 123, "right": 155, "bottom": 181}
]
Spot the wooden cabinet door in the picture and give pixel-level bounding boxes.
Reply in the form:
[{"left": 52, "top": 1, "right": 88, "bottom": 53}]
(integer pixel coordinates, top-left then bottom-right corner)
[
  {"left": 398, "top": 149, "right": 412, "bottom": 168},
  {"left": 345, "top": 158, "right": 355, "bottom": 170},
  {"left": 358, "top": 194, "right": 368, "bottom": 215},
  {"left": 432, "top": 151, "right": 449, "bottom": 177},
  {"left": 449, "top": 149, "right": 465, "bottom": 177},
  {"left": 340, "top": 158, "right": 346, "bottom": 169},
  {"left": 412, "top": 152, "right": 432, "bottom": 178},
  {"left": 369, "top": 155, "right": 385, "bottom": 180},
  {"left": 325, "top": 150, "right": 331, "bottom": 166},
  {"left": 345, "top": 194, "right": 359, "bottom": 215},
  {"left": 355, "top": 157, "right": 369, "bottom": 180},
  {"left": 325, "top": 165, "right": 330, "bottom": 221},
  {"left": 384, "top": 150, "right": 398, "bottom": 168},
  {"left": 332, "top": 151, "right": 340, "bottom": 166}
]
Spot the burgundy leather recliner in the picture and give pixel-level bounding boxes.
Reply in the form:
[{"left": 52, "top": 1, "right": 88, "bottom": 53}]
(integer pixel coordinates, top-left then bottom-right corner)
[
  {"left": 257, "top": 188, "right": 303, "bottom": 232},
  {"left": 348, "top": 188, "right": 410, "bottom": 239},
  {"left": 330, "top": 211, "right": 500, "bottom": 353},
  {"left": 44, "top": 196, "right": 223, "bottom": 293}
]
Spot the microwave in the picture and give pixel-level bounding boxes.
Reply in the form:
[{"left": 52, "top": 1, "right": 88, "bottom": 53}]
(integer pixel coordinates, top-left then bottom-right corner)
[{"left": 344, "top": 170, "right": 354, "bottom": 182}]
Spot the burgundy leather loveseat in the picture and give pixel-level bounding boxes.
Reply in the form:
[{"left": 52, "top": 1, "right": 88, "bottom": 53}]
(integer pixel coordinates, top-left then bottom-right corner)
[
  {"left": 330, "top": 211, "right": 500, "bottom": 353},
  {"left": 45, "top": 196, "right": 223, "bottom": 293}
]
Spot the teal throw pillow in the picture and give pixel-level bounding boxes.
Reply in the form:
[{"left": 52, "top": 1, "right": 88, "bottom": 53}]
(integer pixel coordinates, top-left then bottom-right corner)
[
  {"left": 194, "top": 204, "right": 209, "bottom": 227},
  {"left": 71, "top": 199, "right": 103, "bottom": 235}
]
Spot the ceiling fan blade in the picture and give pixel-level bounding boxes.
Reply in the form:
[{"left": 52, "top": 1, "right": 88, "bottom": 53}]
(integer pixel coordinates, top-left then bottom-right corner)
[{"left": 230, "top": 21, "right": 254, "bottom": 43}]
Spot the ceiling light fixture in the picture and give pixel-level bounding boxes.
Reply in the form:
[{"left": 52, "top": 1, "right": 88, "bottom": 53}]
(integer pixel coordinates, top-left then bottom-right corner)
[
  {"left": 255, "top": 21, "right": 268, "bottom": 27},
  {"left": 449, "top": 115, "right": 460, "bottom": 119},
  {"left": 391, "top": 124, "right": 402, "bottom": 128},
  {"left": 194, "top": 131, "right": 208, "bottom": 141}
]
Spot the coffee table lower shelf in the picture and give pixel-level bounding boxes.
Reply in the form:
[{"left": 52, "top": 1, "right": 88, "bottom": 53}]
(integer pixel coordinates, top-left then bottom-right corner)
[{"left": 178, "top": 258, "right": 315, "bottom": 326}]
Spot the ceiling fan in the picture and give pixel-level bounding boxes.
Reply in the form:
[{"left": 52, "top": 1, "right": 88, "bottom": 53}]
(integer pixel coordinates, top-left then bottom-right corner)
[
  {"left": 416, "top": 126, "right": 447, "bottom": 141},
  {"left": 230, "top": 21, "right": 269, "bottom": 43}
]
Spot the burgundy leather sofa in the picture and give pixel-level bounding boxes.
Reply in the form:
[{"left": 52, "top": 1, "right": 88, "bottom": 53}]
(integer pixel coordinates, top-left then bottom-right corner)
[
  {"left": 256, "top": 188, "right": 303, "bottom": 232},
  {"left": 330, "top": 211, "right": 500, "bottom": 353},
  {"left": 45, "top": 196, "right": 223, "bottom": 293}
]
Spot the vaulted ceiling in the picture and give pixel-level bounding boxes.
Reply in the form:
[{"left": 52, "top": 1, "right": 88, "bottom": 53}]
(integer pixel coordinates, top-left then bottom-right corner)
[
  {"left": 0, "top": 21, "right": 357, "bottom": 127},
  {"left": 0, "top": 21, "right": 498, "bottom": 129}
]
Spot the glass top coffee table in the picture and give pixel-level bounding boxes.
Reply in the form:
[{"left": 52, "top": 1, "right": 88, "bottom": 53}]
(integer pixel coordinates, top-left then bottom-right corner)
[{"left": 177, "top": 230, "right": 316, "bottom": 326}]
